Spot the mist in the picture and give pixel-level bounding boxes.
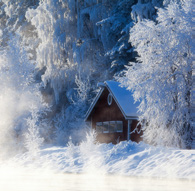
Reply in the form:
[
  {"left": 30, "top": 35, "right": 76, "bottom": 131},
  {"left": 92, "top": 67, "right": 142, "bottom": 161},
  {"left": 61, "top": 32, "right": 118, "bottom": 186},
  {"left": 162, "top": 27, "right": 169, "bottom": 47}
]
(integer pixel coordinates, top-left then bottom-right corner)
[
  {"left": 0, "top": 36, "right": 46, "bottom": 159},
  {"left": 0, "top": 166, "right": 194, "bottom": 191}
]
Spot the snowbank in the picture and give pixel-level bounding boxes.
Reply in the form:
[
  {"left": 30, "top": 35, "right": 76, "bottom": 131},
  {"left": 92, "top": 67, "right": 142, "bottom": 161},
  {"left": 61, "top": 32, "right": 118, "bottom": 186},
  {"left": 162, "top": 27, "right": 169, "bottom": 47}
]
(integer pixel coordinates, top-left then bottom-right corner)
[{"left": 8, "top": 135, "right": 195, "bottom": 180}]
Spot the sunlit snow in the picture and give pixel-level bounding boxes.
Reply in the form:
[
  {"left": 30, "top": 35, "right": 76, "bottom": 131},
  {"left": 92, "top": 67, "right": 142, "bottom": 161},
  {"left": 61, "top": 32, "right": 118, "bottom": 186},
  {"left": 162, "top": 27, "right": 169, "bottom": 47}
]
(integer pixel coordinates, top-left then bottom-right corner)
[{"left": 0, "top": 139, "right": 194, "bottom": 191}]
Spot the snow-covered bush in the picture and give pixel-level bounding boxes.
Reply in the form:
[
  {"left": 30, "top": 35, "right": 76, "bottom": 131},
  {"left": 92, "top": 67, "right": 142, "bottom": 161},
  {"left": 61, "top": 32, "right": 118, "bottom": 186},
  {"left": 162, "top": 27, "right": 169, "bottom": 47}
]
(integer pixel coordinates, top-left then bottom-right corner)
[
  {"left": 79, "top": 130, "right": 106, "bottom": 173},
  {"left": 24, "top": 110, "right": 44, "bottom": 157},
  {"left": 119, "top": 0, "right": 194, "bottom": 148}
]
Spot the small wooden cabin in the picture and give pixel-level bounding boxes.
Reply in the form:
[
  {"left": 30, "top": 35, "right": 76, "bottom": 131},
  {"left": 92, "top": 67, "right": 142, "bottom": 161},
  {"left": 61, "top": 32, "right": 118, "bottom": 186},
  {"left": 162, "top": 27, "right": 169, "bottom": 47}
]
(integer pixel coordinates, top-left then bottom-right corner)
[{"left": 85, "top": 80, "right": 142, "bottom": 144}]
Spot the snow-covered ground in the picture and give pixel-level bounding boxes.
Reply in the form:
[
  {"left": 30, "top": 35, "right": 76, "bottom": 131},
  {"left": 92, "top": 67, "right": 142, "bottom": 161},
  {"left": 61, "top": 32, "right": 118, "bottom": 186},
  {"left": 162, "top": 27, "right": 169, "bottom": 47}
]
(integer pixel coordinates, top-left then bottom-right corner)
[
  {"left": 0, "top": 134, "right": 194, "bottom": 191},
  {"left": 3, "top": 134, "right": 194, "bottom": 180}
]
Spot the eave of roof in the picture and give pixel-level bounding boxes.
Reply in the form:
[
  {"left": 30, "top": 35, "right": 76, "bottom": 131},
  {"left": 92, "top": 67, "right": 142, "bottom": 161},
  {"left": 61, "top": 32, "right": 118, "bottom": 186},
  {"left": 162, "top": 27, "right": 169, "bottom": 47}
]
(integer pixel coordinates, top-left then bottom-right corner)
[{"left": 84, "top": 87, "right": 104, "bottom": 121}]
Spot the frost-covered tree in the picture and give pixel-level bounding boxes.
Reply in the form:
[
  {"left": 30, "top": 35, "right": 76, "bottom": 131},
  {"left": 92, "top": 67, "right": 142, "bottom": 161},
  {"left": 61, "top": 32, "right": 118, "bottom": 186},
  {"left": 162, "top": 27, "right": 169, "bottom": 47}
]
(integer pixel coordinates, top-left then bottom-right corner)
[
  {"left": 97, "top": 0, "right": 136, "bottom": 75},
  {"left": 100, "top": 0, "right": 164, "bottom": 75},
  {"left": 75, "top": 0, "right": 113, "bottom": 89},
  {"left": 0, "top": 0, "right": 39, "bottom": 47},
  {"left": 26, "top": 0, "right": 77, "bottom": 104},
  {"left": 0, "top": 34, "right": 49, "bottom": 158},
  {"left": 119, "top": 0, "right": 194, "bottom": 148}
]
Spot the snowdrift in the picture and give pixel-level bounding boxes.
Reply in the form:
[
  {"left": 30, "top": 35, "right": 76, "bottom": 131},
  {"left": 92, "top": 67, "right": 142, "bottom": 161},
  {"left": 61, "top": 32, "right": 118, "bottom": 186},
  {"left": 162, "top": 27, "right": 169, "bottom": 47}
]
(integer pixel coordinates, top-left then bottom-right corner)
[{"left": 9, "top": 136, "right": 195, "bottom": 180}]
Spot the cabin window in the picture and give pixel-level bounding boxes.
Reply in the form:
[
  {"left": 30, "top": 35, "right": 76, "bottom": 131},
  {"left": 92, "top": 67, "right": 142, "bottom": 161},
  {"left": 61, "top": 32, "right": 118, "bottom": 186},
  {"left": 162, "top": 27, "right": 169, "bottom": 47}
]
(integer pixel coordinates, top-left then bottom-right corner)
[
  {"left": 107, "top": 93, "right": 112, "bottom": 105},
  {"left": 109, "top": 121, "right": 116, "bottom": 133},
  {"left": 102, "top": 121, "right": 109, "bottom": 133},
  {"left": 96, "top": 121, "right": 123, "bottom": 133},
  {"left": 116, "top": 121, "right": 123, "bottom": 132},
  {"left": 96, "top": 122, "right": 103, "bottom": 133}
]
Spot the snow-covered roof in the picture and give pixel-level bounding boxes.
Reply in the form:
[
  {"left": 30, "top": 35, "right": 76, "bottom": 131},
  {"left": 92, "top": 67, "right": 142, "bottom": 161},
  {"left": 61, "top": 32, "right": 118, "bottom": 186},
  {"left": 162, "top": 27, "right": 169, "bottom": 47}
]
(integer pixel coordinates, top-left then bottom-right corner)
[
  {"left": 85, "top": 80, "right": 140, "bottom": 121},
  {"left": 105, "top": 81, "right": 140, "bottom": 118}
]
